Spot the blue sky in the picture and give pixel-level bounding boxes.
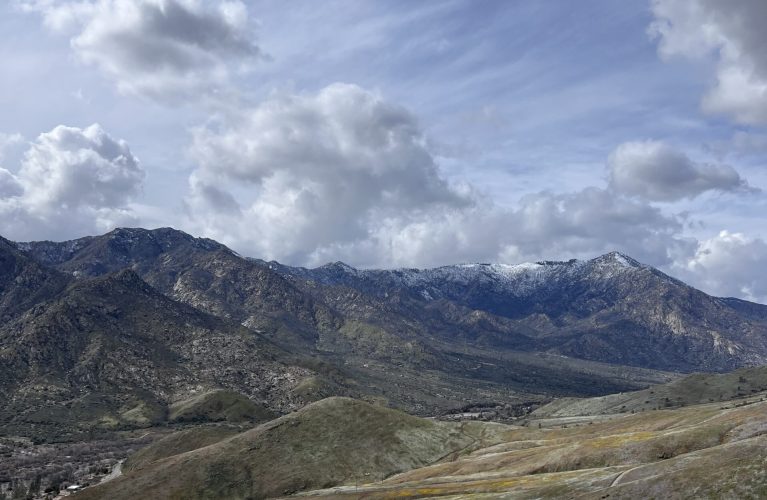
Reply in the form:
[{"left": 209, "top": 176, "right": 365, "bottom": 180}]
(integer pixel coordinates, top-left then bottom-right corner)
[{"left": 1, "top": 0, "right": 766, "bottom": 300}]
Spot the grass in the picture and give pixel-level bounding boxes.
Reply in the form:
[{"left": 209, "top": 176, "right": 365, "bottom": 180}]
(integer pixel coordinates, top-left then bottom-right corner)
[
  {"left": 167, "top": 390, "right": 276, "bottom": 424},
  {"left": 75, "top": 397, "right": 511, "bottom": 500},
  {"left": 295, "top": 392, "right": 767, "bottom": 499},
  {"left": 532, "top": 364, "right": 767, "bottom": 418},
  {"left": 74, "top": 385, "right": 767, "bottom": 499}
]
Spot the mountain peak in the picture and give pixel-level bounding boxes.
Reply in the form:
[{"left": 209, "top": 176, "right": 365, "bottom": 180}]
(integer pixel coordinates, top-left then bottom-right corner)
[
  {"left": 592, "top": 251, "right": 642, "bottom": 268},
  {"left": 318, "top": 261, "right": 358, "bottom": 273}
]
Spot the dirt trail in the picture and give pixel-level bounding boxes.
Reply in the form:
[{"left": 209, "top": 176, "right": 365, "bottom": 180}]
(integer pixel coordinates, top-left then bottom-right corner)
[{"left": 99, "top": 459, "right": 124, "bottom": 484}]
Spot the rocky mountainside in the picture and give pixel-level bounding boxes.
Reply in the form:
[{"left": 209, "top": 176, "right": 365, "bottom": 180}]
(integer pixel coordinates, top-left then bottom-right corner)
[
  {"left": 17, "top": 229, "right": 678, "bottom": 409},
  {"left": 0, "top": 246, "right": 335, "bottom": 441},
  {"left": 0, "top": 236, "right": 70, "bottom": 323},
  {"left": 264, "top": 251, "right": 767, "bottom": 371},
  {"left": 8, "top": 226, "right": 767, "bottom": 430},
  {"left": 19, "top": 227, "right": 341, "bottom": 349},
  {"left": 21, "top": 228, "right": 767, "bottom": 374}
]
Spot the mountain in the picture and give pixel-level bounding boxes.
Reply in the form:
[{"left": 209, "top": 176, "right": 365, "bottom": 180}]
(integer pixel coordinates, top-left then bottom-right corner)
[
  {"left": 18, "top": 227, "right": 341, "bottom": 349},
  {"left": 76, "top": 390, "right": 767, "bottom": 500},
  {"left": 5, "top": 227, "right": 767, "bottom": 498},
  {"left": 17, "top": 228, "right": 681, "bottom": 415},
  {"left": 14, "top": 227, "right": 767, "bottom": 412},
  {"left": 11, "top": 227, "right": 767, "bottom": 416},
  {"left": 0, "top": 236, "right": 70, "bottom": 322},
  {"left": 265, "top": 251, "right": 767, "bottom": 371},
  {"left": 74, "top": 397, "right": 513, "bottom": 500},
  {"left": 0, "top": 265, "right": 331, "bottom": 442}
]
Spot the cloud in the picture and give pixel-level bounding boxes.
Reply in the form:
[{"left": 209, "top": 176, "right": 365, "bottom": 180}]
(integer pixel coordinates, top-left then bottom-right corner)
[
  {"left": 0, "top": 168, "right": 24, "bottom": 198},
  {"left": 185, "top": 83, "right": 473, "bottom": 263},
  {"left": 0, "top": 132, "right": 24, "bottom": 164},
  {"left": 303, "top": 187, "right": 693, "bottom": 269},
  {"left": 607, "top": 140, "right": 752, "bottom": 201},
  {"left": 20, "top": 0, "right": 262, "bottom": 101},
  {"left": 0, "top": 124, "right": 144, "bottom": 240},
  {"left": 679, "top": 230, "right": 767, "bottom": 302},
  {"left": 503, "top": 187, "right": 692, "bottom": 266},
  {"left": 649, "top": 0, "right": 767, "bottom": 124},
  {"left": 182, "top": 83, "right": 694, "bottom": 269}
]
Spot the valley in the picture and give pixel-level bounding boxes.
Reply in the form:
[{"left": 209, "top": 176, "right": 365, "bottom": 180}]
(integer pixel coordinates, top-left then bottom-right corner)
[
  {"left": 73, "top": 370, "right": 767, "bottom": 499},
  {"left": 1, "top": 227, "right": 766, "bottom": 499}
]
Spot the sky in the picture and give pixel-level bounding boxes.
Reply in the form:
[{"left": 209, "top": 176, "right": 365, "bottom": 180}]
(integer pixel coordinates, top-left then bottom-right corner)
[{"left": 1, "top": 0, "right": 766, "bottom": 301}]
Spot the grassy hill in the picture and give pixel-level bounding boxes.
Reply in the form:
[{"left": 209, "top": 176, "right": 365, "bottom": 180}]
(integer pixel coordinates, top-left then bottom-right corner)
[
  {"left": 74, "top": 389, "right": 767, "bottom": 500},
  {"left": 531, "top": 364, "right": 767, "bottom": 419},
  {"left": 6, "top": 346, "right": 736, "bottom": 500},
  {"left": 74, "top": 397, "right": 514, "bottom": 500},
  {"left": 296, "top": 392, "right": 767, "bottom": 499},
  {"left": 168, "top": 390, "right": 277, "bottom": 424}
]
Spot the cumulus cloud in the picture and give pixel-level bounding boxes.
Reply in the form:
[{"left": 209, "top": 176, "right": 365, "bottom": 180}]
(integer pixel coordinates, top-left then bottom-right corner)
[
  {"left": 0, "top": 124, "right": 144, "bottom": 240},
  {"left": 679, "top": 231, "right": 767, "bottom": 302},
  {"left": 503, "top": 187, "right": 692, "bottom": 265},
  {"left": 20, "top": 0, "right": 261, "bottom": 101},
  {"left": 0, "top": 168, "right": 24, "bottom": 198},
  {"left": 185, "top": 83, "right": 473, "bottom": 263},
  {"left": 0, "top": 132, "right": 24, "bottom": 164},
  {"left": 182, "top": 83, "right": 694, "bottom": 268},
  {"left": 607, "top": 140, "right": 751, "bottom": 201},
  {"left": 304, "top": 188, "right": 693, "bottom": 269},
  {"left": 649, "top": 0, "right": 767, "bottom": 124}
]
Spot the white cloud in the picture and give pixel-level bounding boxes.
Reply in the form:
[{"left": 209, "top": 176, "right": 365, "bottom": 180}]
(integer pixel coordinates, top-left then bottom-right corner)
[
  {"left": 0, "top": 132, "right": 24, "bottom": 164},
  {"left": 0, "top": 124, "right": 144, "bottom": 240},
  {"left": 185, "top": 83, "right": 473, "bottom": 263},
  {"left": 302, "top": 187, "right": 693, "bottom": 269},
  {"left": 504, "top": 187, "right": 693, "bottom": 266},
  {"left": 20, "top": 0, "right": 262, "bottom": 101},
  {"left": 649, "top": 0, "right": 767, "bottom": 124},
  {"left": 607, "top": 140, "right": 751, "bottom": 201},
  {"left": 0, "top": 168, "right": 24, "bottom": 198},
  {"left": 679, "top": 230, "right": 767, "bottom": 302},
  {"left": 182, "top": 83, "right": 694, "bottom": 269}
]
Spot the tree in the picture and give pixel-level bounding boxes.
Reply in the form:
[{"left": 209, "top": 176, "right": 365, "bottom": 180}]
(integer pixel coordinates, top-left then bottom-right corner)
[{"left": 27, "top": 475, "right": 41, "bottom": 498}]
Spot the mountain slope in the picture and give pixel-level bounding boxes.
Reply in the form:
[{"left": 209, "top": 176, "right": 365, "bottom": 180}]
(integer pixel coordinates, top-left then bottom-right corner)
[
  {"left": 295, "top": 393, "right": 767, "bottom": 499},
  {"left": 19, "top": 227, "right": 341, "bottom": 350},
  {"left": 74, "top": 397, "right": 513, "bottom": 500},
  {"left": 0, "top": 268, "right": 326, "bottom": 441},
  {"left": 18, "top": 228, "right": 678, "bottom": 413},
  {"left": 0, "top": 236, "right": 70, "bottom": 322},
  {"left": 267, "top": 252, "right": 767, "bottom": 371},
  {"left": 531, "top": 364, "right": 767, "bottom": 418},
  {"left": 76, "top": 392, "right": 767, "bottom": 500}
]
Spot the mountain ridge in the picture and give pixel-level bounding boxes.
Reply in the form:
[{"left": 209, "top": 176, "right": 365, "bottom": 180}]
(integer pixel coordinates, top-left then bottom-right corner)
[
  {"left": 15, "top": 227, "right": 767, "bottom": 375},
  {"left": 4, "top": 227, "right": 767, "bottom": 497}
]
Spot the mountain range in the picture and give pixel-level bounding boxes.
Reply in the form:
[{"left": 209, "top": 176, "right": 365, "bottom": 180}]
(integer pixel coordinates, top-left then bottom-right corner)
[
  {"left": 3, "top": 226, "right": 767, "bottom": 442},
  {"left": 3, "top": 226, "right": 767, "bottom": 498}
]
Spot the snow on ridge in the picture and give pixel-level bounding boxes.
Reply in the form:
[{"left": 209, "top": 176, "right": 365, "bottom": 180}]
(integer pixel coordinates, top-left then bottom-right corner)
[
  {"left": 300, "top": 252, "right": 646, "bottom": 297},
  {"left": 363, "top": 259, "right": 584, "bottom": 296}
]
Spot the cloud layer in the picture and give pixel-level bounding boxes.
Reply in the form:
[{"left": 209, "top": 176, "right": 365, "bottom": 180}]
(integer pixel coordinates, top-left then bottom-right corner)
[
  {"left": 21, "top": 0, "right": 261, "bottom": 101},
  {"left": 680, "top": 231, "right": 767, "bottom": 301},
  {"left": 607, "top": 140, "right": 750, "bottom": 201},
  {"left": 5, "top": 2, "right": 766, "bottom": 302},
  {"left": 182, "top": 83, "right": 699, "bottom": 270},
  {"left": 650, "top": 0, "right": 767, "bottom": 124},
  {"left": 0, "top": 124, "right": 144, "bottom": 240},
  {"left": 185, "top": 83, "right": 473, "bottom": 264}
]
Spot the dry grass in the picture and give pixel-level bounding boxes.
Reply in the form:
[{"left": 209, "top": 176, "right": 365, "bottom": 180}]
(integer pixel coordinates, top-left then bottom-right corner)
[
  {"left": 297, "top": 394, "right": 767, "bottom": 499},
  {"left": 74, "top": 398, "right": 511, "bottom": 500},
  {"left": 73, "top": 390, "right": 767, "bottom": 500}
]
